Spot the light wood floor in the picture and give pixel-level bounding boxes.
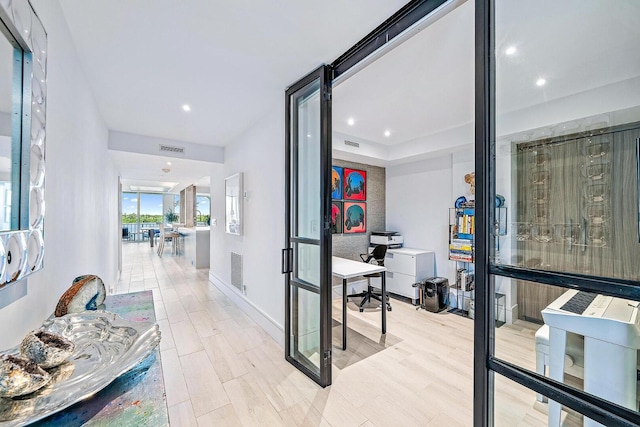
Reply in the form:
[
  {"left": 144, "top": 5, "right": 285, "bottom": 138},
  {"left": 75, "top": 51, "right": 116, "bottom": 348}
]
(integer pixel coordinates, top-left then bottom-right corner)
[{"left": 117, "top": 242, "right": 578, "bottom": 426}]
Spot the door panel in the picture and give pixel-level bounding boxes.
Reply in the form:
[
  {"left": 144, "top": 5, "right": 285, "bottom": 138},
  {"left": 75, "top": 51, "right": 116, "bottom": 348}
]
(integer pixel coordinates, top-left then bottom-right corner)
[{"left": 284, "top": 65, "right": 332, "bottom": 387}]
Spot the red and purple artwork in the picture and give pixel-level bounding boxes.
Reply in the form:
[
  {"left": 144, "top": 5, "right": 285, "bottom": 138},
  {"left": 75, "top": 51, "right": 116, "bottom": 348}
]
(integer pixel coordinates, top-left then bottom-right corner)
[
  {"left": 331, "top": 201, "right": 343, "bottom": 234},
  {"left": 343, "top": 168, "right": 366, "bottom": 200},
  {"left": 343, "top": 202, "right": 366, "bottom": 233}
]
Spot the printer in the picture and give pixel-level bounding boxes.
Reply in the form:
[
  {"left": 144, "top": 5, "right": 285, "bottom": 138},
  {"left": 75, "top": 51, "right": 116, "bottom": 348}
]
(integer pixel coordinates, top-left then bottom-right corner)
[{"left": 370, "top": 231, "right": 403, "bottom": 248}]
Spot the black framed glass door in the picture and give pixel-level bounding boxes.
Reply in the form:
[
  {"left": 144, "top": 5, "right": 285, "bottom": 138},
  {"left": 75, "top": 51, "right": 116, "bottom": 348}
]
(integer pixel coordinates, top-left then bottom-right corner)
[
  {"left": 284, "top": 65, "right": 333, "bottom": 387},
  {"left": 475, "top": 1, "right": 640, "bottom": 426}
]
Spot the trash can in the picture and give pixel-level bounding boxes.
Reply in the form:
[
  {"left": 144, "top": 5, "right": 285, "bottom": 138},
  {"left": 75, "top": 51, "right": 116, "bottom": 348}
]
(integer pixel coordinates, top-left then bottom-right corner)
[{"left": 421, "top": 277, "right": 449, "bottom": 313}]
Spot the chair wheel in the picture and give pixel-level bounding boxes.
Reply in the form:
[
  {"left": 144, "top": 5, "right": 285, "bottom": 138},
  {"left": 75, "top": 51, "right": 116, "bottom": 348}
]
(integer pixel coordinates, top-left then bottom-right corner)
[
  {"left": 387, "top": 306, "right": 392, "bottom": 311},
  {"left": 359, "top": 308, "right": 364, "bottom": 313}
]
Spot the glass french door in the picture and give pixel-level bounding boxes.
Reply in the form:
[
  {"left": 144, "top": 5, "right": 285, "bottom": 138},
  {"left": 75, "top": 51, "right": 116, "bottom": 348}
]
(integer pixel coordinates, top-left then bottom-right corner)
[
  {"left": 476, "top": 1, "right": 640, "bottom": 426},
  {"left": 284, "top": 65, "right": 333, "bottom": 387}
]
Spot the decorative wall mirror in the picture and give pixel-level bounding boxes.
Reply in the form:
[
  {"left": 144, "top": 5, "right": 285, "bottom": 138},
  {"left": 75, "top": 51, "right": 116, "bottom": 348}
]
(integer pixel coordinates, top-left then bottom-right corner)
[
  {"left": 225, "top": 173, "right": 242, "bottom": 235},
  {"left": 0, "top": 0, "right": 47, "bottom": 285}
]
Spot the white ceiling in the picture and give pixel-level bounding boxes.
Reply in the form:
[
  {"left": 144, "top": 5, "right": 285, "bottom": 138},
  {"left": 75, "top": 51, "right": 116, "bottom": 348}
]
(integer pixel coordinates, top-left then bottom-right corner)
[
  {"left": 333, "top": 0, "right": 640, "bottom": 155},
  {"left": 3, "top": 0, "right": 640, "bottom": 192},
  {"left": 333, "top": 0, "right": 474, "bottom": 146},
  {"left": 57, "top": 0, "right": 407, "bottom": 147},
  {"left": 55, "top": 0, "right": 408, "bottom": 191},
  {"left": 111, "top": 150, "right": 214, "bottom": 194}
]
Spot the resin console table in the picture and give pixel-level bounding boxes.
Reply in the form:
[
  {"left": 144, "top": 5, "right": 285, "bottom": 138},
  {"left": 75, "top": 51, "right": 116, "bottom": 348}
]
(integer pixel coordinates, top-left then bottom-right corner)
[{"left": 32, "top": 290, "right": 168, "bottom": 426}]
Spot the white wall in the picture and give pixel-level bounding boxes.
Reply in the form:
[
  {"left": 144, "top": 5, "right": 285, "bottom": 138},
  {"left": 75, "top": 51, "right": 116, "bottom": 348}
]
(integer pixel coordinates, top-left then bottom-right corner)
[
  {"left": 109, "top": 131, "right": 224, "bottom": 164},
  {"left": 386, "top": 149, "right": 474, "bottom": 289},
  {"left": 0, "top": 1, "right": 119, "bottom": 347},
  {"left": 209, "top": 107, "right": 285, "bottom": 344}
]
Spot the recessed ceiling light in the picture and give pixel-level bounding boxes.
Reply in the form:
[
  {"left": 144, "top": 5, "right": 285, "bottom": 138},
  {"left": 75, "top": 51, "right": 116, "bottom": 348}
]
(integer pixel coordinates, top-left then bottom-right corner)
[
  {"left": 384, "top": 130, "right": 391, "bottom": 137},
  {"left": 505, "top": 46, "right": 517, "bottom": 55},
  {"left": 167, "top": 161, "right": 172, "bottom": 165},
  {"left": 307, "top": 134, "right": 311, "bottom": 138},
  {"left": 347, "top": 118, "right": 355, "bottom": 126},
  {"left": 182, "top": 104, "right": 191, "bottom": 112},
  {"left": 536, "top": 78, "right": 546, "bottom": 87}
]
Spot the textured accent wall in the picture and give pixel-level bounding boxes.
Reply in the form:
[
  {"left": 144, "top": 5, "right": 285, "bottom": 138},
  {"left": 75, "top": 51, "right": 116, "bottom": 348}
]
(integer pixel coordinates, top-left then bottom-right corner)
[{"left": 332, "top": 159, "right": 386, "bottom": 261}]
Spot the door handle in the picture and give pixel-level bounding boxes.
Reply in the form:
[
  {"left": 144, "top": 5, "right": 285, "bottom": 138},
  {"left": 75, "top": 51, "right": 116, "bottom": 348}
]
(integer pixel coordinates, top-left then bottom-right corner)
[
  {"left": 281, "top": 248, "right": 288, "bottom": 274},
  {"left": 281, "top": 248, "right": 293, "bottom": 274}
]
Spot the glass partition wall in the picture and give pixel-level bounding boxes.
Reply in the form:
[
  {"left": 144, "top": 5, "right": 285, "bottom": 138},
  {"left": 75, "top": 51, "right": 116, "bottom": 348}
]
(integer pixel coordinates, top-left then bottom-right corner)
[{"left": 477, "top": 1, "right": 640, "bottom": 426}]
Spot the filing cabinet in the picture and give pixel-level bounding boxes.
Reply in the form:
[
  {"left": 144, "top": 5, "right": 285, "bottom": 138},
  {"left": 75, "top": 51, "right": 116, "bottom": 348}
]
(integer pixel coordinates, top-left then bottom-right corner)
[{"left": 371, "top": 248, "right": 435, "bottom": 304}]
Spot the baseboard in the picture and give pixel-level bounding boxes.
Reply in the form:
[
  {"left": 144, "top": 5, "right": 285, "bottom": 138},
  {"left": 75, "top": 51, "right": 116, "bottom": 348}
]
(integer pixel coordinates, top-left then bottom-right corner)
[{"left": 208, "top": 271, "right": 284, "bottom": 347}]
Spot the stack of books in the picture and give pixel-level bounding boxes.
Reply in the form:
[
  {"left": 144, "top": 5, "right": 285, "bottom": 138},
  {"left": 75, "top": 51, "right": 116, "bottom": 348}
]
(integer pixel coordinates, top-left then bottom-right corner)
[
  {"left": 449, "top": 238, "right": 473, "bottom": 262},
  {"left": 455, "top": 208, "right": 474, "bottom": 239}
]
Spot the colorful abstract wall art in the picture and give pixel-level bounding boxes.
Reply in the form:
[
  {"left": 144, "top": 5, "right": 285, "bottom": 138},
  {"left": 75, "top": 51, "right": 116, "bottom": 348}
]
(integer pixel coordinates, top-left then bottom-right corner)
[
  {"left": 332, "top": 166, "right": 343, "bottom": 199},
  {"left": 331, "top": 201, "right": 343, "bottom": 234},
  {"left": 343, "top": 202, "right": 366, "bottom": 233},
  {"left": 343, "top": 168, "right": 366, "bottom": 200}
]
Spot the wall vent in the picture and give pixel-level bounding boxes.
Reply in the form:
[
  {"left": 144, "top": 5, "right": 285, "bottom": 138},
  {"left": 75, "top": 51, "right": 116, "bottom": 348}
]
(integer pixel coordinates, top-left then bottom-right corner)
[
  {"left": 159, "top": 144, "right": 185, "bottom": 155},
  {"left": 231, "top": 252, "right": 244, "bottom": 294},
  {"left": 344, "top": 140, "right": 360, "bottom": 148}
]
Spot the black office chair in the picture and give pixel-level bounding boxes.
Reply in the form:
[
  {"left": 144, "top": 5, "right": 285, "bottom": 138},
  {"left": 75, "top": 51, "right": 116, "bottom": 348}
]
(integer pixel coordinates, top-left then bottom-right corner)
[{"left": 347, "top": 245, "right": 392, "bottom": 312}]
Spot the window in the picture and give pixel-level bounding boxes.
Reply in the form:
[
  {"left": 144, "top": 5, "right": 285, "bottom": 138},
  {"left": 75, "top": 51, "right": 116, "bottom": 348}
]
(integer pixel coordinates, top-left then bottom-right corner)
[
  {"left": 121, "top": 192, "right": 163, "bottom": 240},
  {"left": 196, "top": 194, "right": 210, "bottom": 225}
]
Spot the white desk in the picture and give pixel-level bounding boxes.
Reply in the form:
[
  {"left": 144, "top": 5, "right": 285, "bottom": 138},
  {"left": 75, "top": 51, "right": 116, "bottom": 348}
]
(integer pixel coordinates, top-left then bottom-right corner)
[
  {"left": 542, "top": 290, "right": 640, "bottom": 427},
  {"left": 332, "top": 256, "right": 387, "bottom": 350}
]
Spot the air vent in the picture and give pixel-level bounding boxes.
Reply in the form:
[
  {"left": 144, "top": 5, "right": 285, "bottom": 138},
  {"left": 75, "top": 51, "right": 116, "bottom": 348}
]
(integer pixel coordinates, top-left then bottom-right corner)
[
  {"left": 231, "top": 252, "right": 244, "bottom": 294},
  {"left": 159, "top": 144, "right": 185, "bottom": 154},
  {"left": 344, "top": 140, "right": 360, "bottom": 148}
]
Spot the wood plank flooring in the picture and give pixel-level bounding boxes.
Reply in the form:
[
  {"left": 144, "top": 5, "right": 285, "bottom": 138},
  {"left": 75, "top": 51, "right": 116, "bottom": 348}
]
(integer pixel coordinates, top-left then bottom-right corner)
[{"left": 117, "top": 242, "right": 573, "bottom": 426}]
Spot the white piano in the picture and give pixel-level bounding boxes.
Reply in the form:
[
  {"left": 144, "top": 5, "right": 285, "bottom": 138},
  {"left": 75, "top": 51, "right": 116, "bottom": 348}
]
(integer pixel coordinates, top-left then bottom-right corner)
[{"left": 542, "top": 290, "right": 640, "bottom": 427}]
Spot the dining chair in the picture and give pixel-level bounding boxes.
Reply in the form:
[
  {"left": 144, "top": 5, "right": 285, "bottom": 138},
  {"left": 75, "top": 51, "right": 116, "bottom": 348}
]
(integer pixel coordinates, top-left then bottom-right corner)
[{"left": 157, "top": 223, "right": 181, "bottom": 257}]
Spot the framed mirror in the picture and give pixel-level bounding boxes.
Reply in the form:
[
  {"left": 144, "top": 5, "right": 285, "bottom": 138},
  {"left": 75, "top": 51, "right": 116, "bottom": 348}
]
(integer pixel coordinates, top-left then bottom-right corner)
[
  {"left": 225, "top": 173, "right": 242, "bottom": 235},
  {"left": 0, "top": 0, "right": 47, "bottom": 285}
]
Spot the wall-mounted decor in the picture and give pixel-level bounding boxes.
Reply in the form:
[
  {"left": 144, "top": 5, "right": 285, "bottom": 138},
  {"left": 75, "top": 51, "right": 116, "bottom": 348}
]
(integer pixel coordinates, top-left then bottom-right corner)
[
  {"left": 343, "top": 168, "right": 366, "bottom": 200},
  {"left": 331, "top": 201, "right": 343, "bottom": 234},
  {"left": 331, "top": 166, "right": 343, "bottom": 199},
  {"left": 225, "top": 173, "right": 243, "bottom": 235},
  {"left": 344, "top": 202, "right": 366, "bottom": 233},
  {"left": 0, "top": 0, "right": 47, "bottom": 286}
]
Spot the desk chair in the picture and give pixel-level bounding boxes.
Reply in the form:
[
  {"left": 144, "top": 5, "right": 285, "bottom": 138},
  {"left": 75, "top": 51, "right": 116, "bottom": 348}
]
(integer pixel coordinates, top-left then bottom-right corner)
[{"left": 347, "top": 245, "right": 392, "bottom": 312}]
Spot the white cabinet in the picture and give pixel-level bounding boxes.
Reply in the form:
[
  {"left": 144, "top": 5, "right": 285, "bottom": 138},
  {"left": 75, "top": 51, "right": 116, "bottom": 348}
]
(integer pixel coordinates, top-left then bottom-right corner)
[
  {"left": 179, "top": 227, "right": 210, "bottom": 268},
  {"left": 371, "top": 248, "right": 435, "bottom": 303}
]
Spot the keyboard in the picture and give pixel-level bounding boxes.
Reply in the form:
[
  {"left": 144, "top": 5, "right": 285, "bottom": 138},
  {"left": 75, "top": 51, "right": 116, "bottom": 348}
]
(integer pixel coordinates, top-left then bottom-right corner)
[{"left": 560, "top": 291, "right": 598, "bottom": 314}]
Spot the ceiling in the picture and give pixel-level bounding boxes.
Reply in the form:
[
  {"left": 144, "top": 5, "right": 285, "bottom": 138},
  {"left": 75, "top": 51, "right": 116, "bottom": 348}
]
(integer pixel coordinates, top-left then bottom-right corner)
[
  {"left": 55, "top": 0, "right": 408, "bottom": 192},
  {"left": 333, "top": 0, "right": 640, "bottom": 157},
  {"left": 111, "top": 151, "right": 214, "bottom": 193},
  {"left": 57, "top": 0, "right": 407, "bottom": 147},
  {"left": 3, "top": 0, "right": 640, "bottom": 192}
]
